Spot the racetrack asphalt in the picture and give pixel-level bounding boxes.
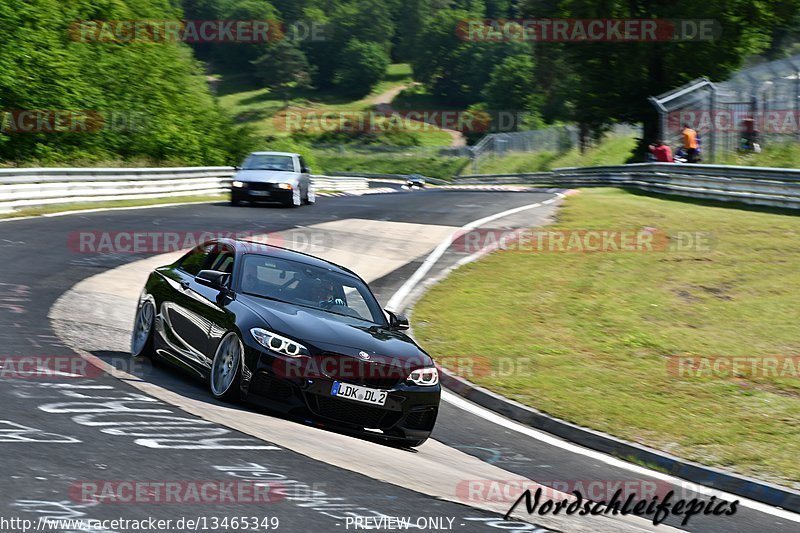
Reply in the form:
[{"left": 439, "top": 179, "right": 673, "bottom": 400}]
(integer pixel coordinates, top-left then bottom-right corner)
[{"left": 1, "top": 188, "right": 796, "bottom": 532}]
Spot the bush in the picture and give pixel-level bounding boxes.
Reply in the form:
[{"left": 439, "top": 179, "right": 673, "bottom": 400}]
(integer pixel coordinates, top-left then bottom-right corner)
[
  {"left": 315, "top": 153, "right": 468, "bottom": 180},
  {"left": 333, "top": 40, "right": 390, "bottom": 97},
  {"left": 0, "top": 0, "right": 255, "bottom": 166}
]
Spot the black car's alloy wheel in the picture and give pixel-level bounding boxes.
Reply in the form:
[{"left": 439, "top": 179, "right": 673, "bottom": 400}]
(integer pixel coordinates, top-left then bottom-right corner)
[
  {"left": 130, "top": 299, "right": 155, "bottom": 358},
  {"left": 210, "top": 332, "right": 243, "bottom": 401}
]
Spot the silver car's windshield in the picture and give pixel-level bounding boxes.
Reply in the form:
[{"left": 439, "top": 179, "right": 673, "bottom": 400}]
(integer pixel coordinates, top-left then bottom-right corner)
[
  {"left": 242, "top": 155, "right": 295, "bottom": 172},
  {"left": 240, "top": 254, "right": 386, "bottom": 326}
]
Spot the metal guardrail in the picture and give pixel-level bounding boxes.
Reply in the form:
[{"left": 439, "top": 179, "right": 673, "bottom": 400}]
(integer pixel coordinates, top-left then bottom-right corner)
[
  {"left": 0, "top": 167, "right": 369, "bottom": 212},
  {"left": 5, "top": 163, "right": 798, "bottom": 213},
  {"left": 327, "top": 170, "right": 450, "bottom": 185},
  {"left": 456, "top": 163, "right": 800, "bottom": 209}
]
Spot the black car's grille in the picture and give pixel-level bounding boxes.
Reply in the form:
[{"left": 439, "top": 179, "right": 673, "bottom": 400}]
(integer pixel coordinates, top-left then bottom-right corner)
[
  {"left": 310, "top": 395, "right": 399, "bottom": 429},
  {"left": 316, "top": 353, "right": 405, "bottom": 390},
  {"left": 250, "top": 372, "right": 294, "bottom": 401},
  {"left": 405, "top": 407, "right": 437, "bottom": 431}
]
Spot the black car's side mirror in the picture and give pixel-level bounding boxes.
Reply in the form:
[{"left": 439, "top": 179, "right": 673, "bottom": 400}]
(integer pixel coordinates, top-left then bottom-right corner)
[
  {"left": 196, "top": 270, "right": 230, "bottom": 291},
  {"left": 386, "top": 310, "right": 410, "bottom": 330}
]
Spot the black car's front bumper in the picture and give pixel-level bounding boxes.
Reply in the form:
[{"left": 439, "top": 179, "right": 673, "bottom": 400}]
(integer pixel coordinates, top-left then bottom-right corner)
[{"left": 241, "top": 345, "right": 440, "bottom": 442}]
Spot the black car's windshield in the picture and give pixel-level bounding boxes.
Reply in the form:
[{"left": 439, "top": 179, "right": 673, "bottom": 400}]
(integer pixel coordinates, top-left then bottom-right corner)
[
  {"left": 242, "top": 154, "right": 295, "bottom": 172},
  {"left": 240, "top": 254, "right": 386, "bottom": 326}
]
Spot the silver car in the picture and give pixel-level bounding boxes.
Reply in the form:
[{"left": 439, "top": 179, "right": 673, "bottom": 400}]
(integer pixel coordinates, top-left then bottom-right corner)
[{"left": 230, "top": 151, "right": 315, "bottom": 207}]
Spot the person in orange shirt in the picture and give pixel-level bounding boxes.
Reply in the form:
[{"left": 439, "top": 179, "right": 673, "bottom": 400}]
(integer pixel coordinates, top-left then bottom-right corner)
[{"left": 682, "top": 123, "right": 699, "bottom": 163}]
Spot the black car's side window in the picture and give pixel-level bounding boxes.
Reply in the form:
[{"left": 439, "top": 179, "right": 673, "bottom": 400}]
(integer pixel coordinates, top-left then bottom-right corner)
[
  {"left": 178, "top": 245, "right": 211, "bottom": 276},
  {"left": 207, "top": 247, "right": 235, "bottom": 274}
]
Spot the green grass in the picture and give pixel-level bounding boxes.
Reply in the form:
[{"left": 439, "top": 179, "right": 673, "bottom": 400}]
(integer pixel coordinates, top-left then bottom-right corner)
[
  {"left": 315, "top": 153, "right": 468, "bottom": 180},
  {"left": 717, "top": 142, "right": 800, "bottom": 168},
  {"left": 413, "top": 188, "right": 800, "bottom": 487},
  {"left": 0, "top": 194, "right": 225, "bottom": 219},
  {"left": 465, "top": 134, "right": 637, "bottom": 175},
  {"left": 216, "top": 63, "right": 455, "bottom": 146}
]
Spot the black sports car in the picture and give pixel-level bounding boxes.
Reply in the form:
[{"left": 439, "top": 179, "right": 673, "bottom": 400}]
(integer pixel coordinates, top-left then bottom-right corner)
[{"left": 130, "top": 238, "right": 440, "bottom": 446}]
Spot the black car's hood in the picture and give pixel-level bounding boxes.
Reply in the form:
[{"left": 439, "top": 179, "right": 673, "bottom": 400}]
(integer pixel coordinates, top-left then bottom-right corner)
[{"left": 238, "top": 294, "right": 432, "bottom": 366}]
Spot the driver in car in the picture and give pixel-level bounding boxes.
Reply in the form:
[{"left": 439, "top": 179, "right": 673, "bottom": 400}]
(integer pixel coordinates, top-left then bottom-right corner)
[
  {"left": 317, "top": 279, "right": 345, "bottom": 309},
  {"left": 242, "top": 271, "right": 260, "bottom": 293}
]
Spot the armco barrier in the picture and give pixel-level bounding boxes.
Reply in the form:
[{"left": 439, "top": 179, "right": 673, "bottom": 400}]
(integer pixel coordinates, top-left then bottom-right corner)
[
  {"left": 328, "top": 170, "right": 450, "bottom": 185},
  {"left": 457, "top": 163, "right": 800, "bottom": 209},
  {"left": 0, "top": 167, "right": 368, "bottom": 213}
]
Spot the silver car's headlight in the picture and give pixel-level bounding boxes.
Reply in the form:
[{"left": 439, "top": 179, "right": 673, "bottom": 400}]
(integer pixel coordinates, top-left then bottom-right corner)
[
  {"left": 406, "top": 367, "right": 439, "bottom": 386},
  {"left": 276, "top": 183, "right": 293, "bottom": 190},
  {"left": 232, "top": 180, "right": 245, "bottom": 188},
  {"left": 250, "top": 328, "right": 309, "bottom": 357}
]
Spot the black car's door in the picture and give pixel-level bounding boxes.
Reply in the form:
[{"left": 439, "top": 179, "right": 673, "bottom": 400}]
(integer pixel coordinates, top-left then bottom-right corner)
[
  {"left": 159, "top": 243, "right": 217, "bottom": 372},
  {"left": 189, "top": 244, "right": 237, "bottom": 370}
]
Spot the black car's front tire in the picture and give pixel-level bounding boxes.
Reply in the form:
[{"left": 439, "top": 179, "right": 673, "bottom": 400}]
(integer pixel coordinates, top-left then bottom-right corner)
[
  {"left": 210, "top": 332, "right": 243, "bottom": 401},
  {"left": 131, "top": 299, "right": 156, "bottom": 358}
]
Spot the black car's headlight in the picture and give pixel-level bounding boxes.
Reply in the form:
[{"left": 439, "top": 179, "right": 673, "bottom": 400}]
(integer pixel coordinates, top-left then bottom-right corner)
[
  {"left": 406, "top": 367, "right": 439, "bottom": 386},
  {"left": 232, "top": 180, "right": 245, "bottom": 188},
  {"left": 250, "top": 328, "right": 309, "bottom": 357}
]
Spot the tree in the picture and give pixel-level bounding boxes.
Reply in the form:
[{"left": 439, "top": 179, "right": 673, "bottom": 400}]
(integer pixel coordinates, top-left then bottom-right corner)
[
  {"left": 305, "top": 0, "right": 395, "bottom": 88},
  {"left": 215, "top": 0, "right": 280, "bottom": 74},
  {"left": 412, "top": 9, "right": 531, "bottom": 106},
  {"left": 0, "top": 0, "right": 251, "bottom": 165},
  {"left": 253, "top": 41, "right": 315, "bottom": 106},
  {"left": 520, "top": 0, "right": 800, "bottom": 155},
  {"left": 333, "top": 39, "right": 390, "bottom": 96},
  {"left": 483, "top": 53, "right": 541, "bottom": 130}
]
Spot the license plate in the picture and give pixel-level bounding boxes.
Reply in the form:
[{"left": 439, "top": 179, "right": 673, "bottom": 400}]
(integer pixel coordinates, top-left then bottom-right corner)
[
  {"left": 331, "top": 381, "right": 387, "bottom": 406},
  {"left": 249, "top": 190, "right": 271, "bottom": 197}
]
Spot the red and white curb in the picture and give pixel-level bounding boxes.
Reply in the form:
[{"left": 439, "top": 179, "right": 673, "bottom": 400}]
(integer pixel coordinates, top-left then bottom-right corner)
[{"left": 317, "top": 187, "right": 398, "bottom": 197}]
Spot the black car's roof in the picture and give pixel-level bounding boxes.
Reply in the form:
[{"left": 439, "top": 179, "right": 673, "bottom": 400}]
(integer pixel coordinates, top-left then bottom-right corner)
[{"left": 220, "top": 238, "right": 359, "bottom": 279}]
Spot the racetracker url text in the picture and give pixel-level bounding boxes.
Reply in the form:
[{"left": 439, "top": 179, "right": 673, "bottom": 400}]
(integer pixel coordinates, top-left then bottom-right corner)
[{"left": 0, "top": 515, "right": 279, "bottom": 532}]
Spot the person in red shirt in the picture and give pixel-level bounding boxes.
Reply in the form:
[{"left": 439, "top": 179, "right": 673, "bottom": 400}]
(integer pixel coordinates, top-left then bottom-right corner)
[{"left": 648, "top": 140, "right": 673, "bottom": 163}]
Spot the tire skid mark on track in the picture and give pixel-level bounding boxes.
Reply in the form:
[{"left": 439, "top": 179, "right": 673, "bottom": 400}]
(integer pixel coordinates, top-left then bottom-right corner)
[{"left": 20, "top": 379, "right": 279, "bottom": 450}]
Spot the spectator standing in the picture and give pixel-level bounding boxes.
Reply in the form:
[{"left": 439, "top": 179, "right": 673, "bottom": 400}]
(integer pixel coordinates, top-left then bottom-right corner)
[{"left": 682, "top": 123, "right": 699, "bottom": 163}]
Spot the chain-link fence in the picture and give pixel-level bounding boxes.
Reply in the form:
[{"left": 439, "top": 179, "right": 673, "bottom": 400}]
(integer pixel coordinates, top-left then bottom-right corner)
[
  {"left": 651, "top": 55, "right": 800, "bottom": 162},
  {"left": 311, "top": 123, "right": 640, "bottom": 175},
  {"left": 310, "top": 144, "right": 471, "bottom": 157},
  {"left": 470, "top": 125, "right": 580, "bottom": 159}
]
